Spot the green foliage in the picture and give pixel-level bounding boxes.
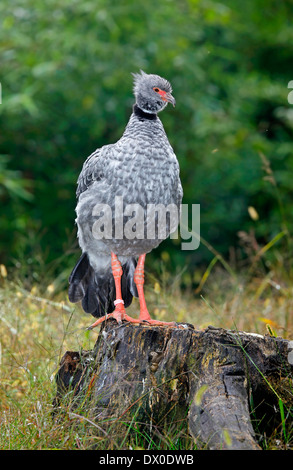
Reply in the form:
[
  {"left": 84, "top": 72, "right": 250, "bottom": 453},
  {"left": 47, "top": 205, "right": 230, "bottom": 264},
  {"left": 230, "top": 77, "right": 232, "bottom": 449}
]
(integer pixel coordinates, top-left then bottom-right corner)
[{"left": 0, "top": 0, "right": 292, "bottom": 275}]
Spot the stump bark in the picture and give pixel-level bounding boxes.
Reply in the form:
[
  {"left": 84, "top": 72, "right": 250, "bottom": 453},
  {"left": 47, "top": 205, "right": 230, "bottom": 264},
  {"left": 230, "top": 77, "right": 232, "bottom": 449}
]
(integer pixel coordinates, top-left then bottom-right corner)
[{"left": 54, "top": 320, "right": 293, "bottom": 450}]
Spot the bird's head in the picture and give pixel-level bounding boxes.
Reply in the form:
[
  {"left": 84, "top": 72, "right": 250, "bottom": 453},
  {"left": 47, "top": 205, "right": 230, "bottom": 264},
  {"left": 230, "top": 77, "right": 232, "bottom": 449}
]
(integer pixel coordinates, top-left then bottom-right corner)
[{"left": 132, "top": 70, "right": 175, "bottom": 114}]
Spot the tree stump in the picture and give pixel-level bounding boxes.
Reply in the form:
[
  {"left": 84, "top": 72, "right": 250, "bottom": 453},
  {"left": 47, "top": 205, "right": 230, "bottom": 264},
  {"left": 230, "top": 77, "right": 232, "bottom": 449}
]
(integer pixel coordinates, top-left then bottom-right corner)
[{"left": 54, "top": 320, "right": 293, "bottom": 450}]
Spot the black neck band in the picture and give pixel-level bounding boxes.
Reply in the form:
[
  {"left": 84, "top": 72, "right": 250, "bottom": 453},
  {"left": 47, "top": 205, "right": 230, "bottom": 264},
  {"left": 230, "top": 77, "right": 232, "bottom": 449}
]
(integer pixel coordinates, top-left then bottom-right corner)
[{"left": 133, "top": 104, "right": 157, "bottom": 121}]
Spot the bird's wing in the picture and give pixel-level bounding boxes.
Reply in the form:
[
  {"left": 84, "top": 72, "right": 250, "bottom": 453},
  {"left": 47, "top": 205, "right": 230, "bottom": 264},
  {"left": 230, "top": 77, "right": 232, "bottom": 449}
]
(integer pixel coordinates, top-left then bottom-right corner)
[{"left": 76, "top": 145, "right": 112, "bottom": 198}]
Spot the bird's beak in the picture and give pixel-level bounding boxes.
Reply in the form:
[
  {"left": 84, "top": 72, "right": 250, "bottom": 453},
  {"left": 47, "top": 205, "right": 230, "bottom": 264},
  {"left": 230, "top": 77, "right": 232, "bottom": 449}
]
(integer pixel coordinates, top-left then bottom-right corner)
[{"left": 164, "top": 93, "right": 176, "bottom": 107}]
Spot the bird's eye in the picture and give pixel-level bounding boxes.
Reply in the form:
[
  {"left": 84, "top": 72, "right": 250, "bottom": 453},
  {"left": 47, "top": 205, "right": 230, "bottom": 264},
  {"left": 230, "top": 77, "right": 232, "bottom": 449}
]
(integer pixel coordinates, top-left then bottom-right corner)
[{"left": 153, "top": 87, "right": 160, "bottom": 93}]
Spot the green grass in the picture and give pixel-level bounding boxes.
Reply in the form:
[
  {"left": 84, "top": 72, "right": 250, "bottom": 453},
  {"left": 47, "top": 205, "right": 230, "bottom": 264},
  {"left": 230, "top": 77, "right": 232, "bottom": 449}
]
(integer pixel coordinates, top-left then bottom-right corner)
[{"left": 0, "top": 241, "right": 292, "bottom": 450}]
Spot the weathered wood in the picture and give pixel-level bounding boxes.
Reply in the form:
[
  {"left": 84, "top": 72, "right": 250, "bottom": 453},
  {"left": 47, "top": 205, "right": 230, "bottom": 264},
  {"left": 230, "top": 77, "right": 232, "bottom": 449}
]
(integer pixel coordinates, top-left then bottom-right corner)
[{"left": 54, "top": 320, "right": 293, "bottom": 450}]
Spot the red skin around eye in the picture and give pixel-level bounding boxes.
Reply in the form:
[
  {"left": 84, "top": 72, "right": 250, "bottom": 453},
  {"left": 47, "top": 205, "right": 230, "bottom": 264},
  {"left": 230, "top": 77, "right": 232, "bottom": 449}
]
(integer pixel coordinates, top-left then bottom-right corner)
[{"left": 154, "top": 88, "right": 168, "bottom": 101}]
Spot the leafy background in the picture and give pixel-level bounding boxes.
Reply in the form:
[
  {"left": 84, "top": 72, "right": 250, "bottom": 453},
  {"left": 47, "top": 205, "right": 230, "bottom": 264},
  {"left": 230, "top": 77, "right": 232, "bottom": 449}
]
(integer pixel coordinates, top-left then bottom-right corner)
[
  {"left": 0, "top": 0, "right": 292, "bottom": 286},
  {"left": 1, "top": 0, "right": 293, "bottom": 450}
]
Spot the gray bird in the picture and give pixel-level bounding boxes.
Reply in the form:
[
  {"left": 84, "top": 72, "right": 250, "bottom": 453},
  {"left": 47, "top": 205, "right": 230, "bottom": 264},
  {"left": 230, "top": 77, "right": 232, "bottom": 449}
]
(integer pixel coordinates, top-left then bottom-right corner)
[{"left": 68, "top": 70, "right": 183, "bottom": 328}]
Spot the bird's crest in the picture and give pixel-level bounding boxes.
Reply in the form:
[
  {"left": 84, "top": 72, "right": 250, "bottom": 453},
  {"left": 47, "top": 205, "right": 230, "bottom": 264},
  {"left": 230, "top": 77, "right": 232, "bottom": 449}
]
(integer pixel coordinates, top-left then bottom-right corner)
[
  {"left": 132, "top": 70, "right": 148, "bottom": 94},
  {"left": 132, "top": 70, "right": 172, "bottom": 95}
]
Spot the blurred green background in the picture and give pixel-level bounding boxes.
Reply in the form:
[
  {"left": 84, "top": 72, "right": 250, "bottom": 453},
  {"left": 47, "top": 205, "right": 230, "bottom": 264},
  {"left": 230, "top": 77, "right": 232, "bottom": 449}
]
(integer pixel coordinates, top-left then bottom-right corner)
[{"left": 1, "top": 0, "right": 292, "bottom": 288}]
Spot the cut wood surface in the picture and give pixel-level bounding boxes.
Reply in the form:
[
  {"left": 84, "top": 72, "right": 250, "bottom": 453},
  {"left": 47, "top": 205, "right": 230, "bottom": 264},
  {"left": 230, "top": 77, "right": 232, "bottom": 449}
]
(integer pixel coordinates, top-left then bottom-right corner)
[{"left": 54, "top": 320, "right": 293, "bottom": 450}]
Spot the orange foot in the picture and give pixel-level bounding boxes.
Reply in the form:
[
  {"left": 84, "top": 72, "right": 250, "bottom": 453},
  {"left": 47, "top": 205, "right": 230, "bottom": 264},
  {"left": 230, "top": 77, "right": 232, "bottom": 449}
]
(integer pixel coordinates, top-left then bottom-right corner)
[
  {"left": 136, "top": 307, "right": 177, "bottom": 327},
  {"left": 87, "top": 309, "right": 141, "bottom": 330},
  {"left": 87, "top": 307, "right": 179, "bottom": 330}
]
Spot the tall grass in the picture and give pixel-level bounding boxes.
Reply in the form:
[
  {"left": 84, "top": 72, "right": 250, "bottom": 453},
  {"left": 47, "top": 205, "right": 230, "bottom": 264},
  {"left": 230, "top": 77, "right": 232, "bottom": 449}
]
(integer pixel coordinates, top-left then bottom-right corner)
[{"left": 0, "top": 248, "right": 292, "bottom": 450}]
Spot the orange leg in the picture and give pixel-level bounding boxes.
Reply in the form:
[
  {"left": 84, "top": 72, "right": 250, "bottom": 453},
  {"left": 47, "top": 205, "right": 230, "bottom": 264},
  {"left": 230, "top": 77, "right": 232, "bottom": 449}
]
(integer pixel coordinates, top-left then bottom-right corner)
[
  {"left": 134, "top": 254, "right": 176, "bottom": 327},
  {"left": 110, "top": 250, "right": 126, "bottom": 322},
  {"left": 133, "top": 254, "right": 149, "bottom": 321},
  {"left": 88, "top": 252, "right": 139, "bottom": 329}
]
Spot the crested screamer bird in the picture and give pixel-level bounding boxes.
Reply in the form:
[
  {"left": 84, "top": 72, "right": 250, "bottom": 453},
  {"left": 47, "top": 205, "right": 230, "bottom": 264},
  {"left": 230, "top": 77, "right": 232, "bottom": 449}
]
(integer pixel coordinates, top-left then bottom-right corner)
[{"left": 68, "top": 70, "right": 183, "bottom": 328}]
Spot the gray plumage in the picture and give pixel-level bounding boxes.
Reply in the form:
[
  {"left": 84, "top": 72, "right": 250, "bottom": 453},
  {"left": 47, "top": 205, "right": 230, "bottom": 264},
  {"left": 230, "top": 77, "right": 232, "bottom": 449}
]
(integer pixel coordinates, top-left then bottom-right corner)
[{"left": 68, "top": 71, "right": 183, "bottom": 318}]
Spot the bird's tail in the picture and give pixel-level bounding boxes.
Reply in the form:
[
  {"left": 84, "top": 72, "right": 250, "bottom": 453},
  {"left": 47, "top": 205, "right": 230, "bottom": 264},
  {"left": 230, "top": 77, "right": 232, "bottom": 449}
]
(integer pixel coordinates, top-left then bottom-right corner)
[{"left": 68, "top": 253, "right": 138, "bottom": 318}]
